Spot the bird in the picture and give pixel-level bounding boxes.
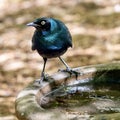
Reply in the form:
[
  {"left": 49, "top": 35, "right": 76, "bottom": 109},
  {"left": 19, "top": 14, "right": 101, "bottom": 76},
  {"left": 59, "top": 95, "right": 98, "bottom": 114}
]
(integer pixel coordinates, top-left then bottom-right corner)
[{"left": 27, "top": 17, "right": 73, "bottom": 83}]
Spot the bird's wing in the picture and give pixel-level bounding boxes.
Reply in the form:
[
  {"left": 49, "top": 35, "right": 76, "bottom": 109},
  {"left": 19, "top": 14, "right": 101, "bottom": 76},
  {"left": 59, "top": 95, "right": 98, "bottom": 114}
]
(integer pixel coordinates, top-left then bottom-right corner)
[
  {"left": 66, "top": 31, "right": 72, "bottom": 47},
  {"left": 57, "top": 19, "right": 72, "bottom": 48},
  {"left": 59, "top": 30, "right": 72, "bottom": 48}
]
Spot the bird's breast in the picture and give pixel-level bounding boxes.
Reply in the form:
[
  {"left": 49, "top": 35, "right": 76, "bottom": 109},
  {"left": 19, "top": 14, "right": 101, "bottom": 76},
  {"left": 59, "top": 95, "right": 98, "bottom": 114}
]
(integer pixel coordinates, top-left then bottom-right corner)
[{"left": 32, "top": 30, "right": 70, "bottom": 58}]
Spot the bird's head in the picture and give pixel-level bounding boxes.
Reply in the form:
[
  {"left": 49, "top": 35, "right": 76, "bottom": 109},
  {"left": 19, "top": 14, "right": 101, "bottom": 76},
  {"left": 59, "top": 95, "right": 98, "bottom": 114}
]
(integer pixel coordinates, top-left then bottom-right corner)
[
  {"left": 27, "top": 17, "right": 60, "bottom": 35},
  {"left": 27, "top": 17, "right": 50, "bottom": 30}
]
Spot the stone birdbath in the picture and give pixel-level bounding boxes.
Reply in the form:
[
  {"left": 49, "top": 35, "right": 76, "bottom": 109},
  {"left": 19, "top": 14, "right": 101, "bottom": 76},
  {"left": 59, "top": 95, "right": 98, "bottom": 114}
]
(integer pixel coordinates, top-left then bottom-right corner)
[{"left": 15, "top": 61, "right": 120, "bottom": 120}]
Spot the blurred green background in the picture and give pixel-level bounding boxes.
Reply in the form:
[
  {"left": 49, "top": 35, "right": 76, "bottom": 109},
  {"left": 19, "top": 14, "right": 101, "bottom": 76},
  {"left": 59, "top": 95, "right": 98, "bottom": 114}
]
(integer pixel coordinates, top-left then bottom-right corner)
[{"left": 0, "top": 0, "right": 120, "bottom": 119}]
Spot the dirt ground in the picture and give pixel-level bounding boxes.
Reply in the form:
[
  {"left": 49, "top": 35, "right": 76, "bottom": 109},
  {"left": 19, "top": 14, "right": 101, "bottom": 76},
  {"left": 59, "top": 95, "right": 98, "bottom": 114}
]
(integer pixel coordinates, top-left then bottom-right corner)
[{"left": 0, "top": 0, "right": 120, "bottom": 120}]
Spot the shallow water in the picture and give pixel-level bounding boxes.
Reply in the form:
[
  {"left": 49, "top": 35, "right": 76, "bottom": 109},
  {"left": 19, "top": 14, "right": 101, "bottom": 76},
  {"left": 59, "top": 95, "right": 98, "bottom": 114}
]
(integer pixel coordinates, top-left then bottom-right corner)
[{"left": 42, "top": 75, "right": 120, "bottom": 119}]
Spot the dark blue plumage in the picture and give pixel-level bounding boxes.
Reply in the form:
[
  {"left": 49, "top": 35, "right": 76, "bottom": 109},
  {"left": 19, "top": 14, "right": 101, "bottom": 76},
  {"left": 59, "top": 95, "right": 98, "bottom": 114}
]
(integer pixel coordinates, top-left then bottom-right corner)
[{"left": 27, "top": 17, "right": 72, "bottom": 83}]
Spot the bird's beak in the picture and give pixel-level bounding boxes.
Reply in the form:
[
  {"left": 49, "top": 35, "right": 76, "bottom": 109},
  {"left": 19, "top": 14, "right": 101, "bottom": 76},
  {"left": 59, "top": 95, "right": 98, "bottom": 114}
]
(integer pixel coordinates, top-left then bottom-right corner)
[
  {"left": 26, "top": 22, "right": 41, "bottom": 28},
  {"left": 26, "top": 22, "right": 35, "bottom": 27}
]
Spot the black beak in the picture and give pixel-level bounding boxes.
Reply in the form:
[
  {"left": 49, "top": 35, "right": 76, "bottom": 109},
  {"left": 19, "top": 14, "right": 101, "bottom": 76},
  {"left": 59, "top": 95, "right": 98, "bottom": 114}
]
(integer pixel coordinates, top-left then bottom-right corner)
[
  {"left": 26, "top": 22, "right": 35, "bottom": 26},
  {"left": 26, "top": 22, "right": 41, "bottom": 29}
]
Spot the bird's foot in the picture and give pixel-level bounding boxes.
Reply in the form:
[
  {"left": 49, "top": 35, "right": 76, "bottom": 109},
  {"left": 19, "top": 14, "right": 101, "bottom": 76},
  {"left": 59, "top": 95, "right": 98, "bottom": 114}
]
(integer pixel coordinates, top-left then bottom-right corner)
[
  {"left": 34, "top": 79, "right": 42, "bottom": 86},
  {"left": 59, "top": 67, "right": 82, "bottom": 80},
  {"left": 34, "top": 74, "right": 49, "bottom": 85}
]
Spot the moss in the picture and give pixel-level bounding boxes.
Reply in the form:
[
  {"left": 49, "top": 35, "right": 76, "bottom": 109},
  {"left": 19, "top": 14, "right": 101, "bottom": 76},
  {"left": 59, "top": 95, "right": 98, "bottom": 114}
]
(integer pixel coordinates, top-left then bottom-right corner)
[
  {"left": 94, "top": 113, "right": 120, "bottom": 120},
  {"left": 15, "top": 94, "right": 43, "bottom": 120},
  {"left": 43, "top": 92, "right": 93, "bottom": 109},
  {"left": 92, "top": 62, "right": 120, "bottom": 84}
]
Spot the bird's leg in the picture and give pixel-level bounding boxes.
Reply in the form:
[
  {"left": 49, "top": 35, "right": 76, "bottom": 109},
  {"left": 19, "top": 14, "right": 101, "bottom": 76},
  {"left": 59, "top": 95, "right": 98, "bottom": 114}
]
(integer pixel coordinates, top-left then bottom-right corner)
[
  {"left": 58, "top": 56, "right": 80, "bottom": 80},
  {"left": 59, "top": 56, "right": 70, "bottom": 71},
  {"left": 40, "top": 58, "right": 47, "bottom": 84}
]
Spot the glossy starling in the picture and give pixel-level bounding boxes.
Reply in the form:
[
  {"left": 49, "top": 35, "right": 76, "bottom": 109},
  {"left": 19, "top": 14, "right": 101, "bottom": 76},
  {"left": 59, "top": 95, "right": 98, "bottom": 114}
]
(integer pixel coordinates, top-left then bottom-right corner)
[{"left": 27, "top": 17, "right": 72, "bottom": 83}]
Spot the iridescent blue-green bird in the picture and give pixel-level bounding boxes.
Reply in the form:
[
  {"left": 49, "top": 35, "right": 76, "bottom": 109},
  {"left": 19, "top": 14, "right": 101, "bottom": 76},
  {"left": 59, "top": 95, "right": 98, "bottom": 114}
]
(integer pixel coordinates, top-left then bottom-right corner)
[{"left": 27, "top": 17, "right": 72, "bottom": 83}]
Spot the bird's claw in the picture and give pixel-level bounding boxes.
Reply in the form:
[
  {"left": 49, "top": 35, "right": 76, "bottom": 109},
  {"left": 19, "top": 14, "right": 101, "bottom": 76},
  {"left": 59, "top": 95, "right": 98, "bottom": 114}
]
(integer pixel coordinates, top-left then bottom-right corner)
[
  {"left": 34, "top": 74, "right": 50, "bottom": 85},
  {"left": 34, "top": 79, "right": 42, "bottom": 86},
  {"left": 59, "top": 68, "right": 82, "bottom": 80}
]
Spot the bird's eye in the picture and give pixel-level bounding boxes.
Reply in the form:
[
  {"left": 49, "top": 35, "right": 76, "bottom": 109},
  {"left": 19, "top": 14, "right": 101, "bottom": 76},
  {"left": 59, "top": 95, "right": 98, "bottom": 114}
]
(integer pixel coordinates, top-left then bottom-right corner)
[{"left": 41, "top": 21, "right": 46, "bottom": 25}]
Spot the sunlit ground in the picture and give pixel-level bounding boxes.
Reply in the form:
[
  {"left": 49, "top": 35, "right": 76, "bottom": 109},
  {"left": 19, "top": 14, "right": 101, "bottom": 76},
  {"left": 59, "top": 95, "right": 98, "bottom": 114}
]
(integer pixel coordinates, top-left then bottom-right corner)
[{"left": 0, "top": 0, "right": 120, "bottom": 119}]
